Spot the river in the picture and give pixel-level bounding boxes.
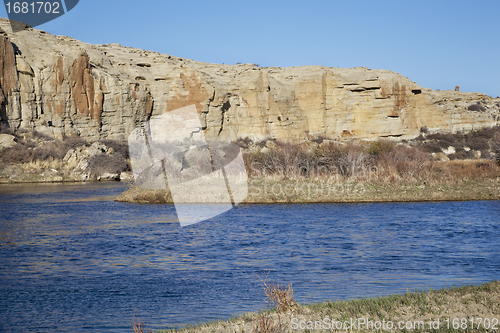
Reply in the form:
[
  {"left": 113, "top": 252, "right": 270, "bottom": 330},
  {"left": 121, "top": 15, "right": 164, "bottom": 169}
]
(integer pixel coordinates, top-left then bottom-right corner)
[{"left": 0, "top": 183, "right": 499, "bottom": 332}]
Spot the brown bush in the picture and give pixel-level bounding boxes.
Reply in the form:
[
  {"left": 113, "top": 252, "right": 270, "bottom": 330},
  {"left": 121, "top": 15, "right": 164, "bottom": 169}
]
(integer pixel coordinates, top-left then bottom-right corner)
[
  {"left": 367, "top": 140, "right": 395, "bottom": 156},
  {"left": 99, "top": 139, "right": 129, "bottom": 159},
  {"left": 432, "top": 160, "right": 500, "bottom": 180},
  {"left": 245, "top": 141, "right": 318, "bottom": 178},
  {"left": 374, "top": 145, "right": 430, "bottom": 180},
  {"left": 421, "top": 141, "right": 443, "bottom": 153},
  {"left": 448, "top": 150, "right": 471, "bottom": 160},
  {"left": 245, "top": 139, "right": 431, "bottom": 180},
  {"left": 468, "top": 102, "right": 486, "bottom": 112},
  {"left": 330, "top": 142, "right": 371, "bottom": 178},
  {"left": 0, "top": 143, "right": 32, "bottom": 164},
  {"left": 418, "top": 126, "right": 500, "bottom": 160},
  {"left": 87, "top": 153, "right": 128, "bottom": 175},
  {"left": 62, "top": 136, "right": 87, "bottom": 150},
  {"left": 0, "top": 141, "right": 69, "bottom": 165},
  {"left": 425, "top": 132, "right": 460, "bottom": 149},
  {"left": 235, "top": 137, "right": 253, "bottom": 149},
  {"left": 492, "top": 142, "right": 500, "bottom": 165}
]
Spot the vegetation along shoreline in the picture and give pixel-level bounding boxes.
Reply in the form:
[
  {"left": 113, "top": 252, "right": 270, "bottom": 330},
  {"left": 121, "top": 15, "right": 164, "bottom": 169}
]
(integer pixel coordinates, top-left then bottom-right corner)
[
  {"left": 1, "top": 126, "right": 499, "bottom": 205},
  {"left": 133, "top": 280, "right": 500, "bottom": 333}
]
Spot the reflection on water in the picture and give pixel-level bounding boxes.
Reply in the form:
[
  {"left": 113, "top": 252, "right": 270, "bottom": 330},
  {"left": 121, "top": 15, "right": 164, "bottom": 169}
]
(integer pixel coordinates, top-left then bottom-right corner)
[{"left": 0, "top": 183, "right": 499, "bottom": 332}]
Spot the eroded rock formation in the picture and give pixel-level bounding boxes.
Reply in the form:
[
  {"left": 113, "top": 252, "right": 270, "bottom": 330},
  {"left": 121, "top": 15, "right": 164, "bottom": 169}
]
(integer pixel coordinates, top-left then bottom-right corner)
[{"left": 0, "top": 18, "right": 499, "bottom": 143}]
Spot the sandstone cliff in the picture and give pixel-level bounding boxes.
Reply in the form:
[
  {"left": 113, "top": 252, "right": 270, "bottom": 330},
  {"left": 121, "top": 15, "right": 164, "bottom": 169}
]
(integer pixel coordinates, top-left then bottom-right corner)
[{"left": 0, "top": 18, "right": 499, "bottom": 143}]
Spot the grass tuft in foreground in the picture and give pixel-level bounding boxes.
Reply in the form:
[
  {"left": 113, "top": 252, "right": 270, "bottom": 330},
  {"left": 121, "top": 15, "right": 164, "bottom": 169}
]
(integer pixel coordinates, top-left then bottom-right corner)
[{"left": 154, "top": 280, "right": 500, "bottom": 333}]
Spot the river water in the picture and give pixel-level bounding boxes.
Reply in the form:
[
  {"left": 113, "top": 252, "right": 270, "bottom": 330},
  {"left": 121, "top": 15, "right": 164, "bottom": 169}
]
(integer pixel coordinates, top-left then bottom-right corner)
[{"left": 0, "top": 183, "right": 499, "bottom": 332}]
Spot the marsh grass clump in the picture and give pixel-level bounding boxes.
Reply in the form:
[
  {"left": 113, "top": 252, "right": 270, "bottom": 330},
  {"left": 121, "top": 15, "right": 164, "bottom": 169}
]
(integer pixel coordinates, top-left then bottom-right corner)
[
  {"left": 252, "top": 310, "right": 287, "bottom": 333},
  {"left": 248, "top": 274, "right": 298, "bottom": 333},
  {"left": 258, "top": 274, "right": 297, "bottom": 313},
  {"left": 133, "top": 314, "right": 154, "bottom": 333}
]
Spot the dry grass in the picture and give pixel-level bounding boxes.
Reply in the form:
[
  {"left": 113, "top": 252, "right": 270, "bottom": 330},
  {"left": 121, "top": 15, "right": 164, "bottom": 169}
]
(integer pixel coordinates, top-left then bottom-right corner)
[
  {"left": 250, "top": 275, "right": 297, "bottom": 332},
  {"left": 156, "top": 281, "right": 500, "bottom": 333},
  {"left": 22, "top": 158, "right": 65, "bottom": 172},
  {"left": 244, "top": 136, "right": 500, "bottom": 184},
  {"left": 133, "top": 312, "right": 154, "bottom": 333},
  {"left": 252, "top": 311, "right": 287, "bottom": 333},
  {"left": 258, "top": 274, "right": 297, "bottom": 313}
]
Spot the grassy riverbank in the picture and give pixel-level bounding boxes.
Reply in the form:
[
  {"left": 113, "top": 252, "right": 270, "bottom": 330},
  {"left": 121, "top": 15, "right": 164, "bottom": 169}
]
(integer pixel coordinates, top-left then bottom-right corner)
[
  {"left": 116, "top": 175, "right": 500, "bottom": 204},
  {"left": 2, "top": 126, "right": 500, "bottom": 203},
  {"left": 115, "top": 130, "right": 500, "bottom": 204},
  {"left": 135, "top": 280, "right": 500, "bottom": 333}
]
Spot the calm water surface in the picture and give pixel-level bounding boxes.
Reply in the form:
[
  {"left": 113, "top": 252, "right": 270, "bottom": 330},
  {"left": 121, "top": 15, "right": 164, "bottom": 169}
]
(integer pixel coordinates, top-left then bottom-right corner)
[{"left": 0, "top": 183, "right": 499, "bottom": 332}]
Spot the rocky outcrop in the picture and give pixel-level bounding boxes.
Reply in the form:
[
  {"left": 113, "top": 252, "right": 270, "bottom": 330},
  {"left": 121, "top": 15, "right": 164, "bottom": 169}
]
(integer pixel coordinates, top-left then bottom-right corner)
[
  {"left": 63, "top": 142, "right": 127, "bottom": 180},
  {"left": 0, "top": 18, "right": 499, "bottom": 143}
]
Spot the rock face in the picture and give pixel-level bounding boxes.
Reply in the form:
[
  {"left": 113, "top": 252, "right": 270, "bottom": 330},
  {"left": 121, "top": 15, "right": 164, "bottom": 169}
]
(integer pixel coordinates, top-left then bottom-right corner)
[{"left": 0, "top": 18, "right": 499, "bottom": 143}]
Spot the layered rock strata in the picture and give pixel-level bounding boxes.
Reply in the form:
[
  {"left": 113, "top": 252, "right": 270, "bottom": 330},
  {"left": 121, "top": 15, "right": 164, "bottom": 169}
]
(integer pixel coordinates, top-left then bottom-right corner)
[{"left": 0, "top": 18, "right": 498, "bottom": 143}]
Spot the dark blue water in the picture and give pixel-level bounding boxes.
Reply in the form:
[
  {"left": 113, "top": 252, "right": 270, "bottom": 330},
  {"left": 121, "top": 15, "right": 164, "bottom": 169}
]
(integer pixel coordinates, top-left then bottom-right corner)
[{"left": 0, "top": 183, "right": 499, "bottom": 332}]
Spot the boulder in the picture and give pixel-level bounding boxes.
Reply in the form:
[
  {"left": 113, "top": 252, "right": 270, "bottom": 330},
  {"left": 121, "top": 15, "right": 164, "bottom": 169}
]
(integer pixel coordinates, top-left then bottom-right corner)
[
  {"left": 442, "top": 146, "right": 456, "bottom": 155},
  {"left": 0, "top": 134, "right": 16, "bottom": 150},
  {"left": 431, "top": 152, "right": 450, "bottom": 162}
]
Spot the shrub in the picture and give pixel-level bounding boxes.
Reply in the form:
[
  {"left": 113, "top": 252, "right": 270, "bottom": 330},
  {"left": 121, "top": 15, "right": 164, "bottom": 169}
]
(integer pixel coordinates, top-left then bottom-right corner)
[
  {"left": 425, "top": 132, "right": 459, "bottom": 149},
  {"left": 0, "top": 143, "right": 32, "bottom": 164},
  {"left": 448, "top": 150, "right": 470, "bottom": 160},
  {"left": 87, "top": 153, "right": 128, "bottom": 175},
  {"left": 468, "top": 102, "right": 486, "bottom": 112},
  {"left": 332, "top": 143, "right": 371, "bottom": 178},
  {"left": 62, "top": 136, "right": 87, "bottom": 150},
  {"left": 367, "top": 140, "right": 395, "bottom": 156},
  {"left": 492, "top": 141, "right": 500, "bottom": 165},
  {"left": 258, "top": 274, "right": 296, "bottom": 313},
  {"left": 421, "top": 141, "right": 443, "bottom": 153},
  {"left": 32, "top": 130, "right": 52, "bottom": 141},
  {"left": 414, "top": 134, "right": 426, "bottom": 142},
  {"left": 235, "top": 137, "right": 253, "bottom": 149},
  {"left": 245, "top": 141, "right": 319, "bottom": 178},
  {"left": 417, "top": 126, "right": 500, "bottom": 160},
  {"left": 252, "top": 310, "right": 286, "bottom": 333},
  {"left": 99, "top": 139, "right": 129, "bottom": 159},
  {"left": 433, "top": 160, "right": 500, "bottom": 180},
  {"left": 374, "top": 145, "right": 430, "bottom": 180}
]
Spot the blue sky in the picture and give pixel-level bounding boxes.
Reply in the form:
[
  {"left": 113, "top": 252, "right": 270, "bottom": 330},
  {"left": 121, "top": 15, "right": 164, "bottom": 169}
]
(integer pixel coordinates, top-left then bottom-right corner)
[{"left": 1, "top": 0, "right": 499, "bottom": 96}]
